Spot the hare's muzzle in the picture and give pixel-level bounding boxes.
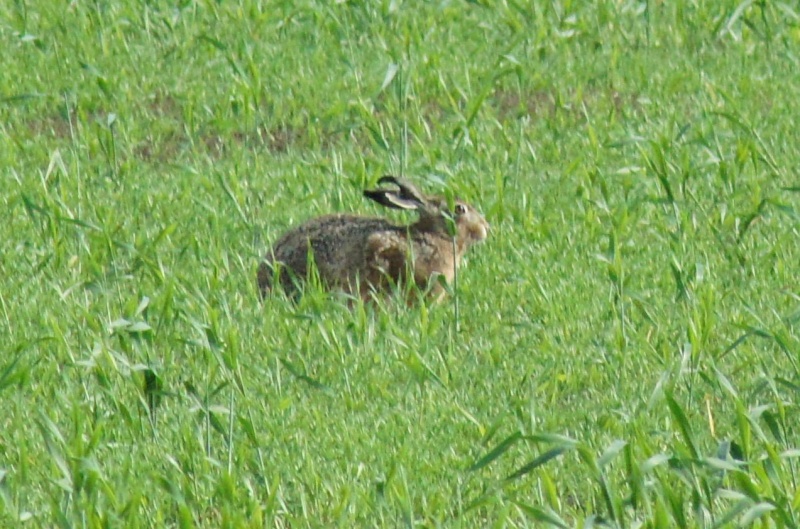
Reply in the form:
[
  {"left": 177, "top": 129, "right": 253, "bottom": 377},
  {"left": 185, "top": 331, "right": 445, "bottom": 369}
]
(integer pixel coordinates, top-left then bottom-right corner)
[{"left": 467, "top": 214, "right": 489, "bottom": 243}]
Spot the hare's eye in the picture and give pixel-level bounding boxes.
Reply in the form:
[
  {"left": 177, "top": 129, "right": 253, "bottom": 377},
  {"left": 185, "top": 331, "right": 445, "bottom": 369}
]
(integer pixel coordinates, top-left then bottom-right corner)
[{"left": 455, "top": 204, "right": 467, "bottom": 215}]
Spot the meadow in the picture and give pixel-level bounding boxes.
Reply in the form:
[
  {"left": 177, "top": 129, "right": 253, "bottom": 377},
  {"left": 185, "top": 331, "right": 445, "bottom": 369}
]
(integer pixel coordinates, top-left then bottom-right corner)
[{"left": 1, "top": 0, "right": 799, "bottom": 527}]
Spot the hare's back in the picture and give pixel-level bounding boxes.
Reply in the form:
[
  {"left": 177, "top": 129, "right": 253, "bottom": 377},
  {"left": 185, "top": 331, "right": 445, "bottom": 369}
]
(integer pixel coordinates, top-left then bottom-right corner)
[{"left": 273, "top": 214, "right": 396, "bottom": 270}]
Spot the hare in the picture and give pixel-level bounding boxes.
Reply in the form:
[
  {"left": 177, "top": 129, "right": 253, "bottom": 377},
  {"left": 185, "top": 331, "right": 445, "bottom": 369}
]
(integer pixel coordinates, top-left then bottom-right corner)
[{"left": 257, "top": 176, "right": 489, "bottom": 302}]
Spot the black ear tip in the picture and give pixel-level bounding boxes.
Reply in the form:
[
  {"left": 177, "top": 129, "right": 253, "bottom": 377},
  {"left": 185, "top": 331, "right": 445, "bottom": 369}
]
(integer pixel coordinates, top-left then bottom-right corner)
[
  {"left": 363, "top": 189, "right": 391, "bottom": 207},
  {"left": 363, "top": 189, "right": 384, "bottom": 204},
  {"left": 378, "top": 175, "right": 401, "bottom": 187}
]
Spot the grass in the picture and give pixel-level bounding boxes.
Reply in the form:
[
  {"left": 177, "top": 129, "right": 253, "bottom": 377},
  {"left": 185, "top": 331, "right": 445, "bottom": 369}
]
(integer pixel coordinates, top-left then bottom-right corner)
[{"left": 1, "top": 0, "right": 800, "bottom": 526}]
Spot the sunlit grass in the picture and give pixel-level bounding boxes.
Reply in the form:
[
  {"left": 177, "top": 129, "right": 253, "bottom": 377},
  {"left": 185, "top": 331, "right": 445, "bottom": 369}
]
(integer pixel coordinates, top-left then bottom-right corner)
[{"left": 1, "top": 0, "right": 799, "bottom": 527}]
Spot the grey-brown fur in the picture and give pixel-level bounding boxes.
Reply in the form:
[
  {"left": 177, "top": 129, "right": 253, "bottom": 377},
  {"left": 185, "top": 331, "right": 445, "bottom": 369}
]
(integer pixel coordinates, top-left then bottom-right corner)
[{"left": 257, "top": 176, "right": 489, "bottom": 302}]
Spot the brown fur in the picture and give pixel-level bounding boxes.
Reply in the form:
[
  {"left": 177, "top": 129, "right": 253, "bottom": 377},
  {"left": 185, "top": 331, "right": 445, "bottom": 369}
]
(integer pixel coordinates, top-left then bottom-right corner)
[{"left": 257, "top": 177, "right": 489, "bottom": 302}]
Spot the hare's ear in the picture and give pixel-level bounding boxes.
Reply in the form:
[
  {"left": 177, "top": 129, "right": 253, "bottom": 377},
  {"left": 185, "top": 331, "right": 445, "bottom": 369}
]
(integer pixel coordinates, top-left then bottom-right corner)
[
  {"left": 377, "top": 176, "right": 427, "bottom": 204},
  {"left": 364, "top": 176, "right": 426, "bottom": 210},
  {"left": 363, "top": 189, "right": 421, "bottom": 210}
]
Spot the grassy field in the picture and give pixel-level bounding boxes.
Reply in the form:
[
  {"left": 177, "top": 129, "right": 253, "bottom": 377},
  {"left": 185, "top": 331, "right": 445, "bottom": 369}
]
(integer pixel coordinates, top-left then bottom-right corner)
[{"left": 2, "top": 0, "right": 800, "bottom": 527}]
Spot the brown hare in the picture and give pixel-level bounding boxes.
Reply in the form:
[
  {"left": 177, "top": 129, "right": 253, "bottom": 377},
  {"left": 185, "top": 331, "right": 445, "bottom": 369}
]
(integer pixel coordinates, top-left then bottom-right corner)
[{"left": 257, "top": 176, "right": 489, "bottom": 302}]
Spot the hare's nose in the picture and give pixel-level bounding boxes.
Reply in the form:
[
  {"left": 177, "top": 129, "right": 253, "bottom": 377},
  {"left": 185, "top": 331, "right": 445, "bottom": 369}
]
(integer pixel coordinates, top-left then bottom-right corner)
[{"left": 474, "top": 221, "right": 489, "bottom": 241}]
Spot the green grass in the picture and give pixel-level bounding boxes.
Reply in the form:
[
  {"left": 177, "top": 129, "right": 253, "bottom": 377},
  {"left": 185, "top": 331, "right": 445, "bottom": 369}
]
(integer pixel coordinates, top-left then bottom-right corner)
[{"left": 2, "top": 0, "right": 800, "bottom": 526}]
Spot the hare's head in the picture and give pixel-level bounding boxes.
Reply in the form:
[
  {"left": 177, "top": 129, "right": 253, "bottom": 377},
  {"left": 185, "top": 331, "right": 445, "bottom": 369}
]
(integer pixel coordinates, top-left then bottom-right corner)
[{"left": 363, "top": 176, "right": 489, "bottom": 248}]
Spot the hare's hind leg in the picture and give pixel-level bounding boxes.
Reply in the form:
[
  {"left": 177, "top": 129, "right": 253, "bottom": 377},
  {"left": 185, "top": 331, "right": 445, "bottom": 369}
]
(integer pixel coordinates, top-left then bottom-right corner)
[{"left": 365, "top": 234, "right": 412, "bottom": 297}]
